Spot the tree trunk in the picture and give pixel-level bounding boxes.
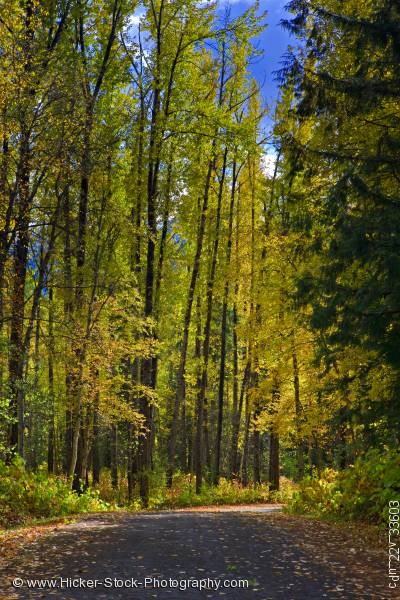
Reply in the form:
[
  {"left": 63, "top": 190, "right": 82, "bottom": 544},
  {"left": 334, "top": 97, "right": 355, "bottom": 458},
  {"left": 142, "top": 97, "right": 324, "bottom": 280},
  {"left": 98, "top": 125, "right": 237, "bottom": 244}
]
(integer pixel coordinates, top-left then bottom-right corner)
[
  {"left": 63, "top": 186, "right": 74, "bottom": 474},
  {"left": 136, "top": 2, "right": 166, "bottom": 505},
  {"left": 8, "top": 133, "right": 30, "bottom": 456},
  {"left": 111, "top": 424, "right": 118, "bottom": 490},
  {"left": 214, "top": 155, "right": 236, "bottom": 485},
  {"left": 47, "top": 287, "right": 56, "bottom": 473},
  {"left": 70, "top": 0, "right": 121, "bottom": 487},
  {"left": 230, "top": 360, "right": 250, "bottom": 478},
  {"left": 253, "top": 428, "right": 261, "bottom": 486},
  {"left": 195, "top": 150, "right": 227, "bottom": 493},
  {"left": 69, "top": 111, "right": 92, "bottom": 487},
  {"left": 0, "top": 126, "right": 13, "bottom": 400},
  {"left": 240, "top": 395, "right": 250, "bottom": 487},
  {"left": 167, "top": 154, "right": 214, "bottom": 488},
  {"left": 92, "top": 407, "right": 101, "bottom": 485},
  {"left": 269, "top": 374, "right": 280, "bottom": 492},
  {"left": 269, "top": 431, "right": 280, "bottom": 492},
  {"left": 292, "top": 339, "right": 304, "bottom": 481}
]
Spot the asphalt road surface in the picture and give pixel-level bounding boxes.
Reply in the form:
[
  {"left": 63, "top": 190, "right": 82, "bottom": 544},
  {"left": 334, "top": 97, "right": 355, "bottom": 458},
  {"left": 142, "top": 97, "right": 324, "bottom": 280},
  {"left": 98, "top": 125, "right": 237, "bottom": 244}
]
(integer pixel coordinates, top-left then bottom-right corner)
[{"left": 2, "top": 506, "right": 391, "bottom": 599}]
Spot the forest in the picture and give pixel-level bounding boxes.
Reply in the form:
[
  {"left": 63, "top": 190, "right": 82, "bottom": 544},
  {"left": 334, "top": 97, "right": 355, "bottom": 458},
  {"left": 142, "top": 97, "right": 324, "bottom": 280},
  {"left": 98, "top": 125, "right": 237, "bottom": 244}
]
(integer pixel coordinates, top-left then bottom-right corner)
[{"left": 0, "top": 0, "right": 399, "bottom": 524}]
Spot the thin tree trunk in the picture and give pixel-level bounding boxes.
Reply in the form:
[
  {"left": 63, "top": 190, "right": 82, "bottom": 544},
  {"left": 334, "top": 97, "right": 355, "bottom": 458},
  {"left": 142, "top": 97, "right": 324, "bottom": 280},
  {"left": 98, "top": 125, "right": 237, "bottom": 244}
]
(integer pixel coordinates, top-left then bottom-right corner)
[
  {"left": 111, "top": 424, "right": 118, "bottom": 489},
  {"left": 0, "top": 123, "right": 11, "bottom": 333},
  {"left": 78, "top": 408, "right": 93, "bottom": 486},
  {"left": 167, "top": 154, "right": 214, "bottom": 488},
  {"left": 241, "top": 394, "right": 250, "bottom": 487},
  {"left": 269, "top": 431, "right": 280, "bottom": 492},
  {"left": 0, "top": 126, "right": 14, "bottom": 398},
  {"left": 8, "top": 132, "right": 30, "bottom": 456},
  {"left": 7, "top": 0, "right": 35, "bottom": 457},
  {"left": 127, "top": 422, "right": 133, "bottom": 500},
  {"left": 214, "top": 155, "right": 236, "bottom": 484},
  {"left": 229, "top": 182, "right": 243, "bottom": 478},
  {"left": 195, "top": 148, "right": 227, "bottom": 493},
  {"left": 252, "top": 372, "right": 261, "bottom": 487},
  {"left": 230, "top": 359, "right": 250, "bottom": 478},
  {"left": 269, "top": 373, "right": 280, "bottom": 492},
  {"left": 292, "top": 337, "right": 304, "bottom": 481},
  {"left": 69, "top": 110, "right": 92, "bottom": 488},
  {"left": 154, "top": 156, "right": 173, "bottom": 320},
  {"left": 70, "top": 0, "right": 122, "bottom": 488},
  {"left": 253, "top": 427, "right": 261, "bottom": 486},
  {"left": 47, "top": 286, "right": 56, "bottom": 473},
  {"left": 62, "top": 184, "right": 74, "bottom": 473},
  {"left": 136, "top": 2, "right": 166, "bottom": 506},
  {"left": 92, "top": 404, "right": 101, "bottom": 485},
  {"left": 29, "top": 298, "right": 42, "bottom": 471},
  {"left": 127, "top": 56, "right": 145, "bottom": 500}
]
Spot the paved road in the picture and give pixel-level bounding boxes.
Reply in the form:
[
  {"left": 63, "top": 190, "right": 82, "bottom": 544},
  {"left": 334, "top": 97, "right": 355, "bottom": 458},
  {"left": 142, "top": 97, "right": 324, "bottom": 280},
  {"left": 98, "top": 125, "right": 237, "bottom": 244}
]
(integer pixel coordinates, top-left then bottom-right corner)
[{"left": 2, "top": 507, "right": 390, "bottom": 599}]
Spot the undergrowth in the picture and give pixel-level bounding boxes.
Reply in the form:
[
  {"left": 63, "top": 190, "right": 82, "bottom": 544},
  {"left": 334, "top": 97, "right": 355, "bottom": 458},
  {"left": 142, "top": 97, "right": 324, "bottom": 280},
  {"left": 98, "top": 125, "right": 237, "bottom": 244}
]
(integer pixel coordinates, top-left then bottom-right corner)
[
  {"left": 287, "top": 448, "right": 400, "bottom": 524},
  {"left": 0, "top": 458, "right": 110, "bottom": 528},
  {"left": 96, "top": 471, "right": 295, "bottom": 510},
  {"left": 0, "top": 458, "right": 295, "bottom": 528}
]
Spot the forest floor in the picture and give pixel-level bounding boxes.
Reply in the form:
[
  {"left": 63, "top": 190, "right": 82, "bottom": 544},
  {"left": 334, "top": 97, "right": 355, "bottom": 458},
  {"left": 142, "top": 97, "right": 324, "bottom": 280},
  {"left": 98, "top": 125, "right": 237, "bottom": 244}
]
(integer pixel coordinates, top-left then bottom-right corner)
[{"left": 0, "top": 506, "right": 392, "bottom": 600}]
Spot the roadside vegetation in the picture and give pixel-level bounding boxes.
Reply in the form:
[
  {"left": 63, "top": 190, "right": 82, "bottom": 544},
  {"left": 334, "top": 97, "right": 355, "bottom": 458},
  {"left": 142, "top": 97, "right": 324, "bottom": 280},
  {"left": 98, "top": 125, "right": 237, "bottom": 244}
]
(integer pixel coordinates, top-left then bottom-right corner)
[
  {"left": 0, "top": 459, "right": 295, "bottom": 528},
  {"left": 2, "top": 450, "right": 397, "bottom": 529},
  {"left": 288, "top": 449, "right": 400, "bottom": 525}
]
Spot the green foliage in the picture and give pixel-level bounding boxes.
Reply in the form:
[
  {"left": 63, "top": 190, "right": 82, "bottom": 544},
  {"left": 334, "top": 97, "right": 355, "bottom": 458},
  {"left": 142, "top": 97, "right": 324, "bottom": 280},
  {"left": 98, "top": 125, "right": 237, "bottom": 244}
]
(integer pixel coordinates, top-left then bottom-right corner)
[
  {"left": 0, "top": 459, "right": 295, "bottom": 529},
  {"left": 145, "top": 474, "right": 292, "bottom": 509},
  {"left": 148, "top": 474, "right": 271, "bottom": 510},
  {"left": 273, "top": 0, "right": 400, "bottom": 486},
  {"left": 0, "top": 459, "right": 110, "bottom": 528},
  {"left": 95, "top": 469, "right": 275, "bottom": 510},
  {"left": 91, "top": 468, "right": 294, "bottom": 511},
  {"left": 288, "top": 449, "right": 400, "bottom": 524},
  {"left": 96, "top": 469, "right": 291, "bottom": 511}
]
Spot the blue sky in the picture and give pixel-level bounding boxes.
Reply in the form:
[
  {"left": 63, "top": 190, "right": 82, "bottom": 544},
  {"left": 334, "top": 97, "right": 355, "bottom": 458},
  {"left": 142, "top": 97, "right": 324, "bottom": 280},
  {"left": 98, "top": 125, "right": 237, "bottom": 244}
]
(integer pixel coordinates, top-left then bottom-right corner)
[
  {"left": 218, "top": 0, "right": 292, "bottom": 120},
  {"left": 127, "top": 1, "right": 292, "bottom": 137}
]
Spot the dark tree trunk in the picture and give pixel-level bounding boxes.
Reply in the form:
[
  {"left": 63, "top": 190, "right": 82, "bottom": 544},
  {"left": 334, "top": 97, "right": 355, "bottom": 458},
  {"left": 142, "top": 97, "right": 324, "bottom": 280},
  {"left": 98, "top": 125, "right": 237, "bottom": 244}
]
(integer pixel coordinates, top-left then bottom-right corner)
[
  {"left": 0, "top": 127, "right": 14, "bottom": 400},
  {"left": 111, "top": 424, "right": 118, "bottom": 490},
  {"left": 269, "top": 431, "right": 280, "bottom": 492},
  {"left": 229, "top": 185, "right": 242, "bottom": 478},
  {"left": 253, "top": 428, "right": 261, "bottom": 486},
  {"left": 269, "top": 374, "right": 280, "bottom": 492},
  {"left": 69, "top": 113, "right": 91, "bottom": 486},
  {"left": 7, "top": 0, "right": 35, "bottom": 458},
  {"left": 136, "top": 2, "right": 166, "bottom": 506},
  {"left": 63, "top": 186, "right": 73, "bottom": 474},
  {"left": 92, "top": 407, "right": 101, "bottom": 485},
  {"left": 47, "top": 286, "right": 56, "bottom": 473},
  {"left": 230, "top": 303, "right": 239, "bottom": 466},
  {"left": 168, "top": 155, "right": 214, "bottom": 488},
  {"left": 0, "top": 125, "right": 11, "bottom": 337},
  {"left": 8, "top": 133, "right": 30, "bottom": 456},
  {"left": 241, "top": 396, "right": 251, "bottom": 487},
  {"left": 230, "top": 360, "right": 250, "bottom": 478},
  {"left": 214, "top": 155, "right": 236, "bottom": 485},
  {"left": 195, "top": 147, "right": 227, "bottom": 493},
  {"left": 292, "top": 340, "right": 304, "bottom": 481}
]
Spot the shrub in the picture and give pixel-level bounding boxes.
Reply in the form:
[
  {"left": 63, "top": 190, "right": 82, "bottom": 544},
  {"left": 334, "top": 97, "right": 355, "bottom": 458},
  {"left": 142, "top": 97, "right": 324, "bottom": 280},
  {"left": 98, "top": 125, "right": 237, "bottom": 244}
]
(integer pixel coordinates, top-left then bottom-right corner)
[
  {"left": 95, "top": 468, "right": 129, "bottom": 506},
  {"left": 0, "top": 458, "right": 109, "bottom": 528},
  {"left": 288, "top": 448, "right": 400, "bottom": 524},
  {"left": 147, "top": 473, "right": 273, "bottom": 509}
]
